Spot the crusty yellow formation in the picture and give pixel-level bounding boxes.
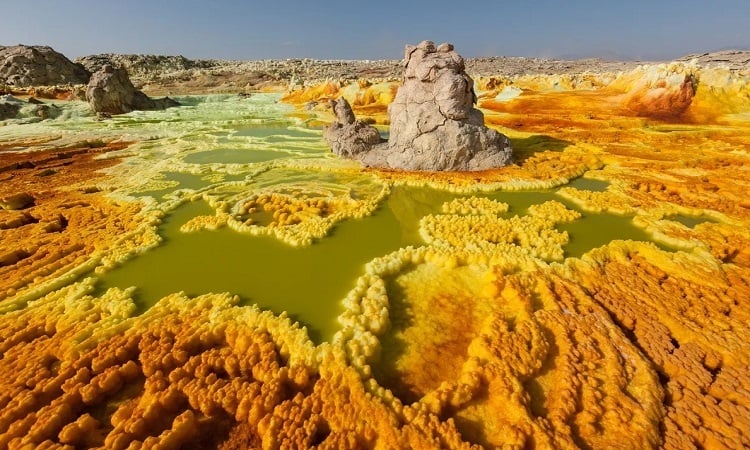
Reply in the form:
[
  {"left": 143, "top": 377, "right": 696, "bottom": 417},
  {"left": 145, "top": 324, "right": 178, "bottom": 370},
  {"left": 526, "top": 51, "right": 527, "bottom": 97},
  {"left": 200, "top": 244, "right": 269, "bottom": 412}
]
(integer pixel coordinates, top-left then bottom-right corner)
[
  {"left": 441, "top": 196, "right": 509, "bottom": 215},
  {"left": 179, "top": 180, "right": 389, "bottom": 246},
  {"left": 421, "top": 199, "right": 580, "bottom": 261}
]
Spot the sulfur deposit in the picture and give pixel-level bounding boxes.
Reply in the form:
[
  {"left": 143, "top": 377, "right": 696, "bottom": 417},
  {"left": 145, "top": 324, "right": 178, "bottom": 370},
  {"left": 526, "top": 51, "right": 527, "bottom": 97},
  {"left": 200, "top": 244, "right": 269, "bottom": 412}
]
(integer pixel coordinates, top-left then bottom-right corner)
[
  {"left": 1, "top": 45, "right": 750, "bottom": 449},
  {"left": 323, "top": 41, "right": 513, "bottom": 171}
]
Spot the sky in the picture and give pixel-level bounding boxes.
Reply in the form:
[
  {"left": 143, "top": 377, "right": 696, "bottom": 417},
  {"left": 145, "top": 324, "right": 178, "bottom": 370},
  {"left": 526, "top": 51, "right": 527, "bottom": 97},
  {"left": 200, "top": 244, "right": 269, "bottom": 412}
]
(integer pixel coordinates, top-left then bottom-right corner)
[{"left": 1, "top": 0, "right": 749, "bottom": 61}]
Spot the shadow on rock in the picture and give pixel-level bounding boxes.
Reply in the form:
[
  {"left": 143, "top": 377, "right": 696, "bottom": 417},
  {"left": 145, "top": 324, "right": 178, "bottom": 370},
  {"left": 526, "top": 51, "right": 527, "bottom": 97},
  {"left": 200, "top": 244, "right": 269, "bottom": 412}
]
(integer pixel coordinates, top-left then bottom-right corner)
[{"left": 510, "top": 134, "right": 572, "bottom": 164}]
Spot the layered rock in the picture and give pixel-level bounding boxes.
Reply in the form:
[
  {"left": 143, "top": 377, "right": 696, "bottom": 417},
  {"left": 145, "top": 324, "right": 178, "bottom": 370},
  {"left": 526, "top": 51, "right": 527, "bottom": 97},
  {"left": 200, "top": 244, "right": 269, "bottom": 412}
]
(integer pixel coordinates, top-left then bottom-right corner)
[
  {"left": 323, "top": 41, "right": 513, "bottom": 171},
  {"left": 85, "top": 65, "right": 179, "bottom": 115},
  {"left": 0, "top": 45, "right": 90, "bottom": 87}
]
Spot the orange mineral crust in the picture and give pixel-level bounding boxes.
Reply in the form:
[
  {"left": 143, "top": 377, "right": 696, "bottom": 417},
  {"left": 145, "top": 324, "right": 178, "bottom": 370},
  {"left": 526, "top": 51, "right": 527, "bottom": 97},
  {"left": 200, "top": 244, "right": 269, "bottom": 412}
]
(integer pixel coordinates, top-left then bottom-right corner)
[
  {"left": 0, "top": 142, "right": 145, "bottom": 301},
  {"left": 0, "top": 289, "right": 475, "bottom": 449},
  {"left": 1, "top": 60, "right": 749, "bottom": 449}
]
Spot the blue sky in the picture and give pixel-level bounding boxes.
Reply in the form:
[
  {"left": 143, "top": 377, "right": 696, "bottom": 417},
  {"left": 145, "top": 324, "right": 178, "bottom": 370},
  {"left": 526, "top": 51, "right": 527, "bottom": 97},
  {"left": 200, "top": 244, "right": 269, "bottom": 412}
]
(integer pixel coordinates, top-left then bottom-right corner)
[{"left": 1, "top": 0, "right": 748, "bottom": 60}]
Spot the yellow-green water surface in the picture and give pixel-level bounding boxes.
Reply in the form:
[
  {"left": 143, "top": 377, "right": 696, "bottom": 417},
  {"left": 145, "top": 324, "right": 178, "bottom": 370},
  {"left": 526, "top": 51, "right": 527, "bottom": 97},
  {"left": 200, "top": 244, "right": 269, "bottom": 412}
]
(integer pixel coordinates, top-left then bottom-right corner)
[
  {"left": 97, "top": 183, "right": 664, "bottom": 342},
  {"left": 97, "top": 189, "right": 419, "bottom": 343},
  {"left": 89, "top": 95, "right": 668, "bottom": 343}
]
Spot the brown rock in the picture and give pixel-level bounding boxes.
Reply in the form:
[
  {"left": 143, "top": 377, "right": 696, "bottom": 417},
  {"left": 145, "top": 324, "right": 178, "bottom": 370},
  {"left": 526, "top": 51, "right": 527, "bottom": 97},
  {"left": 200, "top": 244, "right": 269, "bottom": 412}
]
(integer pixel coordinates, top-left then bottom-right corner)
[
  {"left": 0, "top": 192, "right": 35, "bottom": 210},
  {"left": 323, "top": 41, "right": 513, "bottom": 171},
  {"left": 0, "top": 45, "right": 90, "bottom": 87},
  {"left": 322, "top": 98, "right": 383, "bottom": 158},
  {"left": 85, "top": 65, "right": 179, "bottom": 115}
]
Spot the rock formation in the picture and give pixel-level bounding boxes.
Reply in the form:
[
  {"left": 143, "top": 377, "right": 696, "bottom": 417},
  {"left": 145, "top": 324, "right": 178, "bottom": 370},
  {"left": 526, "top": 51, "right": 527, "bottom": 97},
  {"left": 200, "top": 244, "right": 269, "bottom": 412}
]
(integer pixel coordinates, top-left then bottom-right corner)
[
  {"left": 323, "top": 97, "right": 383, "bottom": 158},
  {"left": 0, "top": 95, "right": 22, "bottom": 120},
  {"left": 323, "top": 41, "right": 513, "bottom": 171},
  {"left": 85, "top": 65, "right": 179, "bottom": 115},
  {"left": 0, "top": 45, "right": 90, "bottom": 87}
]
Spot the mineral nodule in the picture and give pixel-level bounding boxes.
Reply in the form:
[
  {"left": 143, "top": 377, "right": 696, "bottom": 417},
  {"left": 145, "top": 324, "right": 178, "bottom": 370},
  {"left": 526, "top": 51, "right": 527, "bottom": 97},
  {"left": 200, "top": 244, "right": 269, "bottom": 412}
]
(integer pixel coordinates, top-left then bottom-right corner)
[
  {"left": 323, "top": 40, "right": 513, "bottom": 171},
  {"left": 85, "top": 64, "right": 179, "bottom": 115}
]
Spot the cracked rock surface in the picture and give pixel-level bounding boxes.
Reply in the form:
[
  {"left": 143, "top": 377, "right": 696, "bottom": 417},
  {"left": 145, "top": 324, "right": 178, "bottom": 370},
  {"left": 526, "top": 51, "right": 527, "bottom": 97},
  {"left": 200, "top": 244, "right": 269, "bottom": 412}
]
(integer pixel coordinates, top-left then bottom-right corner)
[{"left": 324, "top": 41, "right": 513, "bottom": 171}]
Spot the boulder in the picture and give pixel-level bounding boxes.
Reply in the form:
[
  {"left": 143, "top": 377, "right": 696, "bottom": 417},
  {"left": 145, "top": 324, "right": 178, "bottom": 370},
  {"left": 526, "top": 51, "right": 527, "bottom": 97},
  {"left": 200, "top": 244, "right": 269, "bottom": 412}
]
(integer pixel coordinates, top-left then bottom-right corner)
[
  {"left": 0, "top": 45, "right": 90, "bottom": 87},
  {"left": 0, "top": 94, "right": 24, "bottom": 120},
  {"left": 85, "top": 65, "right": 179, "bottom": 115},
  {"left": 0, "top": 192, "right": 35, "bottom": 210},
  {"left": 323, "top": 98, "right": 383, "bottom": 158},
  {"left": 323, "top": 41, "right": 512, "bottom": 171}
]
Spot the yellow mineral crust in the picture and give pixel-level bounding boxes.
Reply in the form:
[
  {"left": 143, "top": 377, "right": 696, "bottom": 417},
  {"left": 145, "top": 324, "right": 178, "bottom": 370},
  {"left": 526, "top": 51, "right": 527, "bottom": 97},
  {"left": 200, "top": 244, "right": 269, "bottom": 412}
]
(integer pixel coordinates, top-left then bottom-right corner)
[
  {"left": 441, "top": 197, "right": 509, "bottom": 215},
  {"left": 282, "top": 79, "right": 397, "bottom": 124},
  {"left": 223, "top": 183, "right": 386, "bottom": 246},
  {"left": 563, "top": 242, "right": 750, "bottom": 449},
  {"left": 342, "top": 245, "right": 666, "bottom": 448},
  {"left": 421, "top": 199, "right": 580, "bottom": 261}
]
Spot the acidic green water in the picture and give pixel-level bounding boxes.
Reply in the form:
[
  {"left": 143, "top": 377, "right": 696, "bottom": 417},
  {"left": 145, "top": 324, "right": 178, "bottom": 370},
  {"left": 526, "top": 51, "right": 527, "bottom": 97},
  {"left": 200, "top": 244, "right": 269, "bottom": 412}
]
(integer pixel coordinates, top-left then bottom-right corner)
[
  {"left": 97, "top": 190, "right": 418, "bottom": 343},
  {"left": 98, "top": 181, "right": 663, "bottom": 342},
  {"left": 132, "top": 172, "right": 221, "bottom": 199},
  {"left": 565, "top": 177, "right": 610, "bottom": 192},
  {"left": 184, "top": 148, "right": 291, "bottom": 164},
  {"left": 560, "top": 213, "right": 660, "bottom": 258},
  {"left": 668, "top": 214, "right": 715, "bottom": 228}
]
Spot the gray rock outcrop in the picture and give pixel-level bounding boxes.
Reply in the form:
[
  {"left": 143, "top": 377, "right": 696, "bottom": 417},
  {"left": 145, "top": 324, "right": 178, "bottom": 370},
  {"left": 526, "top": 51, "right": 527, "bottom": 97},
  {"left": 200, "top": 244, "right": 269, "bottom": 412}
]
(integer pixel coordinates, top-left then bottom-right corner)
[
  {"left": 323, "top": 98, "right": 383, "bottom": 157},
  {"left": 0, "top": 95, "right": 22, "bottom": 120},
  {"left": 323, "top": 41, "right": 513, "bottom": 171},
  {"left": 0, "top": 45, "right": 90, "bottom": 87},
  {"left": 85, "top": 65, "right": 179, "bottom": 115}
]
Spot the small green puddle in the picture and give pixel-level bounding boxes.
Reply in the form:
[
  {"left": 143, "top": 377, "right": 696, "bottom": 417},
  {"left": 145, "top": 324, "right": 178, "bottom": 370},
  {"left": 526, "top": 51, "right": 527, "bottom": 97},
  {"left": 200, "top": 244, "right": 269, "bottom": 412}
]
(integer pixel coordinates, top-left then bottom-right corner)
[
  {"left": 184, "top": 148, "right": 290, "bottom": 164},
  {"left": 559, "top": 213, "right": 663, "bottom": 258},
  {"left": 233, "top": 125, "right": 318, "bottom": 139},
  {"left": 668, "top": 214, "right": 714, "bottom": 228},
  {"left": 132, "top": 172, "right": 218, "bottom": 199},
  {"left": 566, "top": 177, "right": 610, "bottom": 192}
]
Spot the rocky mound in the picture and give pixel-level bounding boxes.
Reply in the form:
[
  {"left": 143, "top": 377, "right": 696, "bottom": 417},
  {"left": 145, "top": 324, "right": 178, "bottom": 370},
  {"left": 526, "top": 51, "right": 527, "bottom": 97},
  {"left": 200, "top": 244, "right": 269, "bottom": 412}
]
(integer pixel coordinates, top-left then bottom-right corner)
[
  {"left": 676, "top": 49, "right": 750, "bottom": 70},
  {"left": 76, "top": 53, "right": 214, "bottom": 82},
  {"left": 0, "top": 94, "right": 61, "bottom": 121},
  {"left": 86, "top": 65, "right": 179, "bottom": 115},
  {"left": 324, "top": 41, "right": 513, "bottom": 172},
  {"left": 0, "top": 45, "right": 90, "bottom": 87},
  {"left": 323, "top": 98, "right": 383, "bottom": 157},
  {"left": 0, "top": 95, "right": 22, "bottom": 120}
]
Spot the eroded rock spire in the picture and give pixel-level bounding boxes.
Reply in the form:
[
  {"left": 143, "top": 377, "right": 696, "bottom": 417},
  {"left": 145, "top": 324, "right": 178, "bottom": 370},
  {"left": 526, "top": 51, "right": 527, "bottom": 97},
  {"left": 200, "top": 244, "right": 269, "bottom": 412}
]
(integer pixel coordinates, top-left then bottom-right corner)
[{"left": 323, "top": 40, "right": 513, "bottom": 171}]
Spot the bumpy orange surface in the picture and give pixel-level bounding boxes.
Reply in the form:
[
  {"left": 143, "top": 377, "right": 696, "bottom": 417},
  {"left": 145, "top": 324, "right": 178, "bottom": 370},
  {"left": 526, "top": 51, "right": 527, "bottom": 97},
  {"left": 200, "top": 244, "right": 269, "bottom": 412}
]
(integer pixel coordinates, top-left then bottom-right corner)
[
  {"left": 0, "top": 141, "right": 143, "bottom": 301},
  {"left": 1, "top": 62, "right": 749, "bottom": 449}
]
